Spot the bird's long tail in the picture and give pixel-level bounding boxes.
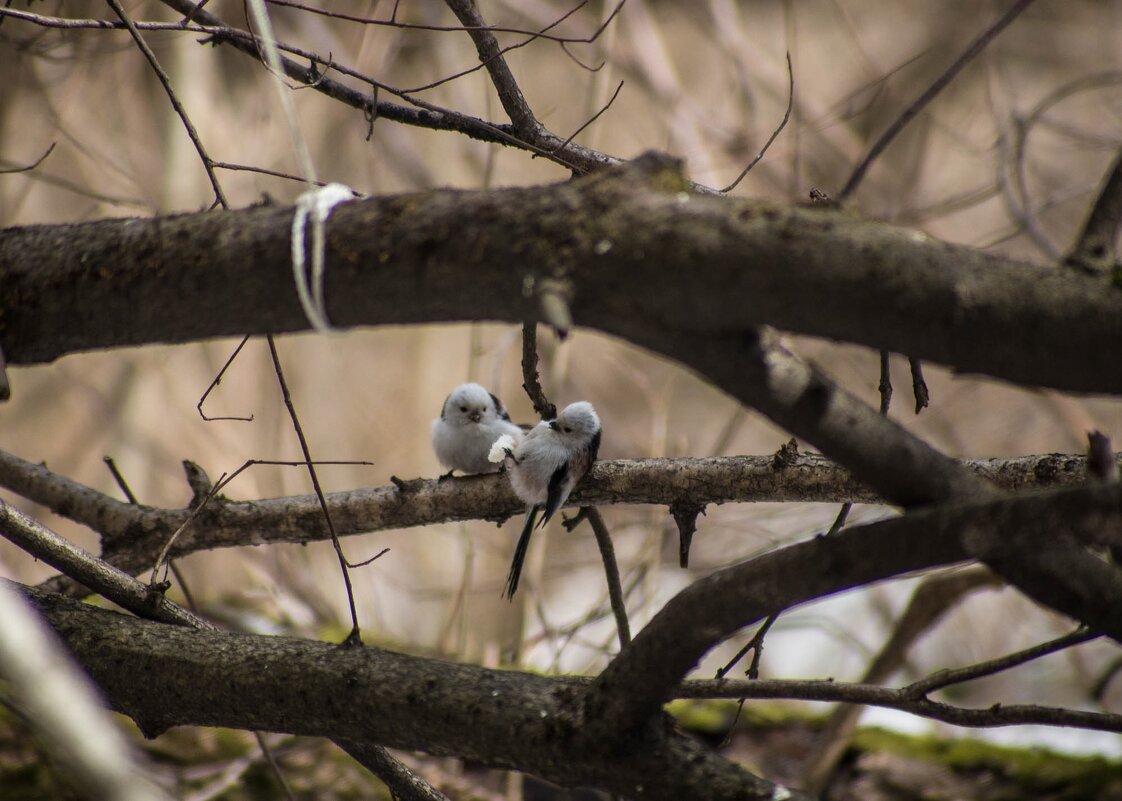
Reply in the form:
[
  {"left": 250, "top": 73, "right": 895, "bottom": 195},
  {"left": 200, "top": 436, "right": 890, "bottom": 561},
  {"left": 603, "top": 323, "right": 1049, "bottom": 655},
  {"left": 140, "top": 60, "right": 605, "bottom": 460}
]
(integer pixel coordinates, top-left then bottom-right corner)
[{"left": 504, "top": 506, "right": 540, "bottom": 600}]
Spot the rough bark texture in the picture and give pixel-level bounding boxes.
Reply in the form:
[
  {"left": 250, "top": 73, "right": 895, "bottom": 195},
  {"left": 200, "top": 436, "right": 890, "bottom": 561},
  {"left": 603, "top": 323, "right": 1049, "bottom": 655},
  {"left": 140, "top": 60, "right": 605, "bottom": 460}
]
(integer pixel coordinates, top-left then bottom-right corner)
[
  {"left": 2, "top": 155, "right": 1120, "bottom": 396},
  {"left": 27, "top": 587, "right": 805, "bottom": 801}
]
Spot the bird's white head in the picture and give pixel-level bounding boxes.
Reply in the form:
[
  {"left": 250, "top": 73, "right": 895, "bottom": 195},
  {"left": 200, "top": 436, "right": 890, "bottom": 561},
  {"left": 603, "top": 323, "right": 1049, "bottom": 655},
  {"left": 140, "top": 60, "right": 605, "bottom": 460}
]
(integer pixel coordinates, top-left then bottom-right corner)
[
  {"left": 550, "top": 401, "right": 600, "bottom": 440},
  {"left": 442, "top": 383, "right": 503, "bottom": 426}
]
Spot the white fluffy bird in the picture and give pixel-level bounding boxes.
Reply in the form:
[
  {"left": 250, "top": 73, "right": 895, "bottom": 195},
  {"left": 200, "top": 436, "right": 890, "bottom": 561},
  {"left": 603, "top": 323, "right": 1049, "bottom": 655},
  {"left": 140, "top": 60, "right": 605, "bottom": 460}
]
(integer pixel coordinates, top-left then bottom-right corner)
[
  {"left": 501, "top": 401, "right": 601, "bottom": 599},
  {"left": 431, "top": 383, "right": 523, "bottom": 476}
]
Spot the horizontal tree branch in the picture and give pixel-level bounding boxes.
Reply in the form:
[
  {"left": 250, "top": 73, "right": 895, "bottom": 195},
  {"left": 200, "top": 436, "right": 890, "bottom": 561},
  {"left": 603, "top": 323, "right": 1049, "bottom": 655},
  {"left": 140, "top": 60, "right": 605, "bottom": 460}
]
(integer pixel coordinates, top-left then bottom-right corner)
[
  {"left": 2, "top": 157, "right": 1120, "bottom": 396},
  {"left": 0, "top": 447, "right": 1104, "bottom": 581},
  {"left": 26, "top": 586, "right": 807, "bottom": 801},
  {"left": 678, "top": 676, "right": 1122, "bottom": 733}
]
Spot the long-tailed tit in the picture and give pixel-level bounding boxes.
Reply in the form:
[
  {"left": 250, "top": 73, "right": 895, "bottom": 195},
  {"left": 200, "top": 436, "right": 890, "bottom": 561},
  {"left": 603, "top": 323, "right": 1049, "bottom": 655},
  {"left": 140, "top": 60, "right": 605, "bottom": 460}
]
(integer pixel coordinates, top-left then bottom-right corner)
[
  {"left": 432, "top": 383, "right": 523, "bottom": 477},
  {"left": 495, "top": 401, "right": 601, "bottom": 599}
]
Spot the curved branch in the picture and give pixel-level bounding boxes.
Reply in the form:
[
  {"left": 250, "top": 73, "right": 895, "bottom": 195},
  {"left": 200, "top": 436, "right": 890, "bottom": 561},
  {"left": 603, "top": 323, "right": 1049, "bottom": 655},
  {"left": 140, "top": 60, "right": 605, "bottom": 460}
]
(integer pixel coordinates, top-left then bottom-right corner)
[{"left": 585, "top": 482, "right": 1122, "bottom": 735}]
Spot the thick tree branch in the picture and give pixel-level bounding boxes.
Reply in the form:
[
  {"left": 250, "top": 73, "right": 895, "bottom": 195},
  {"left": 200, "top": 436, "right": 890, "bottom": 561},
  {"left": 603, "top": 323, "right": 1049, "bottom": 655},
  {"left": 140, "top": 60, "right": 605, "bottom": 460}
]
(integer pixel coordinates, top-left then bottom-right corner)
[
  {"left": 585, "top": 482, "right": 1122, "bottom": 735},
  {"left": 4, "top": 159, "right": 1119, "bottom": 397},
  {"left": 27, "top": 587, "right": 808, "bottom": 801}
]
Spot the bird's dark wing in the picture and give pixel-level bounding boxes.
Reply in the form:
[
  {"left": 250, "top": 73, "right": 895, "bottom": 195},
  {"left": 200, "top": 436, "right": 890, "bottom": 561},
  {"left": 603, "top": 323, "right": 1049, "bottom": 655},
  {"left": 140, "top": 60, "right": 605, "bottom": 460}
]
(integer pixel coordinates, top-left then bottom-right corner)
[
  {"left": 586, "top": 429, "right": 602, "bottom": 469},
  {"left": 489, "top": 392, "right": 512, "bottom": 422},
  {"left": 504, "top": 505, "right": 540, "bottom": 600},
  {"left": 539, "top": 460, "right": 571, "bottom": 527}
]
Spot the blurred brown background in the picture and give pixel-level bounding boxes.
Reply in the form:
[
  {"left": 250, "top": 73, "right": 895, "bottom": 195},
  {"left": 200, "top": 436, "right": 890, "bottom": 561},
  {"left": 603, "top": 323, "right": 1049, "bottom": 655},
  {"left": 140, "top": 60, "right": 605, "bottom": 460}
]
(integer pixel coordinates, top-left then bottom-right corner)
[{"left": 2, "top": 0, "right": 1122, "bottom": 757}]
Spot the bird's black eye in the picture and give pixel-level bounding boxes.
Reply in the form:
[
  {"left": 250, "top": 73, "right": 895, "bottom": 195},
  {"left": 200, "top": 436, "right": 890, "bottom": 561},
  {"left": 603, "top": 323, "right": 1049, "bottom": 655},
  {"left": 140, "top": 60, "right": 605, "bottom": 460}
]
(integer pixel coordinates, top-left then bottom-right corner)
[
  {"left": 460, "top": 406, "right": 469, "bottom": 413},
  {"left": 562, "top": 426, "right": 571, "bottom": 434}
]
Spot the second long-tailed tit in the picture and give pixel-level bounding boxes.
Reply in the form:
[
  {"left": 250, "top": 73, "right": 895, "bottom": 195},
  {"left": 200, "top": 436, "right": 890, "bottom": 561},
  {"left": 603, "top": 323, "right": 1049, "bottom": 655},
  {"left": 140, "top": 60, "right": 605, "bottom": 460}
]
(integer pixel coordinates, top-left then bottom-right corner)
[
  {"left": 432, "top": 383, "right": 523, "bottom": 477},
  {"left": 493, "top": 401, "right": 601, "bottom": 600}
]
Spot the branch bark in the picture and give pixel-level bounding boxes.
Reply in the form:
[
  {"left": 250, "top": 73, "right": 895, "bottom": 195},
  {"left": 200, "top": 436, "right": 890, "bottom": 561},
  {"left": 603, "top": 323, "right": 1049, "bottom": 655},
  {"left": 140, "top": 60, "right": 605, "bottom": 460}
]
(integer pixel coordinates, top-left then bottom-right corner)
[
  {"left": 27, "top": 586, "right": 808, "bottom": 801},
  {"left": 2, "top": 157, "right": 1120, "bottom": 396},
  {"left": 0, "top": 447, "right": 1105, "bottom": 582},
  {"left": 584, "top": 482, "right": 1122, "bottom": 735}
]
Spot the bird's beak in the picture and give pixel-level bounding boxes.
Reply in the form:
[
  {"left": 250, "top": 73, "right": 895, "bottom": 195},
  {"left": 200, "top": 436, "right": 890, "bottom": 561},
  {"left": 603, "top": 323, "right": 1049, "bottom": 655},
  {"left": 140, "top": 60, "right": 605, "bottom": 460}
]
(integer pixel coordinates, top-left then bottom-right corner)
[
  {"left": 548, "top": 421, "right": 559, "bottom": 430},
  {"left": 469, "top": 411, "right": 482, "bottom": 423}
]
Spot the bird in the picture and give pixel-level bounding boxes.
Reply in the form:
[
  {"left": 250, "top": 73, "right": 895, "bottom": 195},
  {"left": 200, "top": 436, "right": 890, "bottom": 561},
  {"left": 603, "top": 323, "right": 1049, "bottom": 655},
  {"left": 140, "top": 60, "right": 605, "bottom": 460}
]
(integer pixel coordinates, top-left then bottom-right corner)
[
  {"left": 431, "top": 383, "right": 524, "bottom": 477},
  {"left": 501, "top": 401, "right": 601, "bottom": 600}
]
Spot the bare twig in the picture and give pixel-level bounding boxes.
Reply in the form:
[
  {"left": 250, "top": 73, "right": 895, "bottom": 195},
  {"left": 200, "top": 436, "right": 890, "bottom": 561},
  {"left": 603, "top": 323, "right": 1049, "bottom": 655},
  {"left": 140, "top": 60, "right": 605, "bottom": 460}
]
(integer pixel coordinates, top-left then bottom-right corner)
[
  {"left": 197, "top": 336, "right": 255, "bottom": 422},
  {"left": 521, "top": 321, "right": 557, "bottom": 420},
  {"left": 715, "top": 612, "right": 778, "bottom": 681},
  {"left": 0, "top": 142, "right": 55, "bottom": 174},
  {"left": 0, "top": 345, "right": 10, "bottom": 403},
  {"left": 547, "top": 80, "right": 624, "bottom": 156},
  {"left": 583, "top": 507, "right": 630, "bottom": 648},
  {"left": 335, "top": 740, "right": 451, "bottom": 801},
  {"left": 720, "top": 52, "right": 794, "bottom": 193},
  {"left": 444, "top": 0, "right": 540, "bottom": 133},
  {"left": 266, "top": 335, "right": 362, "bottom": 644},
  {"left": 838, "top": 0, "right": 1039, "bottom": 202},
  {"left": 909, "top": 357, "right": 930, "bottom": 414},
  {"left": 877, "top": 350, "right": 892, "bottom": 415},
  {"left": 106, "top": 0, "right": 229, "bottom": 209},
  {"left": 2, "top": 448, "right": 1113, "bottom": 591},
  {"left": 825, "top": 503, "right": 851, "bottom": 536},
  {"left": 680, "top": 675, "right": 1122, "bottom": 733},
  {"left": 906, "top": 626, "right": 1097, "bottom": 698}
]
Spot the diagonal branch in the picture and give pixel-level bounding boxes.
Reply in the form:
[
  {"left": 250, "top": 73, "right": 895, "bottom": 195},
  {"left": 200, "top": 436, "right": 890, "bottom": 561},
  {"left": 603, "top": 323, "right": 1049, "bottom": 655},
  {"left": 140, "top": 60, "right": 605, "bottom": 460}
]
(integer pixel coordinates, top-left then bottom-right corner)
[
  {"left": 1065, "top": 142, "right": 1122, "bottom": 277},
  {"left": 443, "top": 0, "right": 541, "bottom": 134},
  {"left": 105, "top": 0, "right": 228, "bottom": 209},
  {"left": 584, "top": 482, "right": 1122, "bottom": 736},
  {"left": 838, "top": 0, "right": 1039, "bottom": 202}
]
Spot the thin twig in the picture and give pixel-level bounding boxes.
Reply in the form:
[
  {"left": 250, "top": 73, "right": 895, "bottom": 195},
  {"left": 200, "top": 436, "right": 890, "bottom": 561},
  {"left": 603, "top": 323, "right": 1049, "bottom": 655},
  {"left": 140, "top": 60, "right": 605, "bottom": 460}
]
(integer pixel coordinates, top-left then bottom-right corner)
[
  {"left": 253, "top": 732, "right": 298, "bottom": 801},
  {"left": 682, "top": 675, "right": 1122, "bottom": 733},
  {"left": 583, "top": 507, "right": 630, "bottom": 648},
  {"left": 521, "top": 321, "right": 557, "bottom": 420},
  {"left": 197, "top": 336, "right": 255, "bottom": 422},
  {"left": 334, "top": 740, "right": 451, "bottom": 801},
  {"left": 720, "top": 52, "right": 794, "bottom": 193},
  {"left": 266, "top": 335, "right": 362, "bottom": 644},
  {"left": 396, "top": 1, "right": 590, "bottom": 94},
  {"left": 105, "top": 0, "right": 229, "bottom": 209},
  {"left": 838, "top": 0, "right": 1039, "bottom": 202},
  {"left": 547, "top": 80, "right": 624, "bottom": 157},
  {"left": 715, "top": 612, "right": 778, "bottom": 680},
  {"left": 443, "top": 0, "right": 541, "bottom": 133},
  {"left": 0, "top": 142, "right": 55, "bottom": 174},
  {"left": 909, "top": 357, "right": 929, "bottom": 414},
  {"left": 877, "top": 350, "right": 892, "bottom": 415},
  {"left": 825, "top": 502, "right": 851, "bottom": 536},
  {"left": 102, "top": 457, "right": 139, "bottom": 504},
  {"left": 906, "top": 627, "right": 1098, "bottom": 698}
]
